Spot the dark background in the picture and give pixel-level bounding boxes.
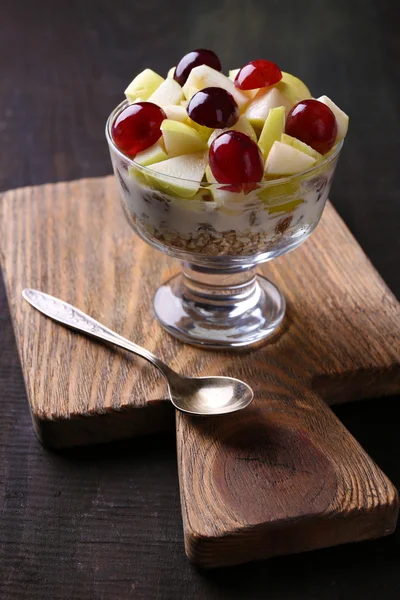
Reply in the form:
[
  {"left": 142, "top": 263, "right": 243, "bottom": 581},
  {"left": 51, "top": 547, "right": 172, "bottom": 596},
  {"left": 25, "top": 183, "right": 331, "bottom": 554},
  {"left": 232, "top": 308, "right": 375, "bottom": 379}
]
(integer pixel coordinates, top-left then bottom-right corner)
[{"left": 0, "top": 0, "right": 399, "bottom": 598}]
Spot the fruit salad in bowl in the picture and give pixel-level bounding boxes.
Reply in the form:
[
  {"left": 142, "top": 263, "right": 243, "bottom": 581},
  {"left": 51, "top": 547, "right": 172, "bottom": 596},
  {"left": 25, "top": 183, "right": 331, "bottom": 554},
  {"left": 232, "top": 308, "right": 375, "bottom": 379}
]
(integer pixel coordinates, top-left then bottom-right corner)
[{"left": 106, "top": 49, "right": 348, "bottom": 348}]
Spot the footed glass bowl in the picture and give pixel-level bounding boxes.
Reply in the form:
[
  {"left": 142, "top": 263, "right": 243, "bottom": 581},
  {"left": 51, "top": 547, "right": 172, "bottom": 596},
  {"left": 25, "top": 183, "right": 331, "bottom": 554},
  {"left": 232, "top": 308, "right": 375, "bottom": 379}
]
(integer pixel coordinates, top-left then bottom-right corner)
[{"left": 106, "top": 100, "right": 342, "bottom": 348}]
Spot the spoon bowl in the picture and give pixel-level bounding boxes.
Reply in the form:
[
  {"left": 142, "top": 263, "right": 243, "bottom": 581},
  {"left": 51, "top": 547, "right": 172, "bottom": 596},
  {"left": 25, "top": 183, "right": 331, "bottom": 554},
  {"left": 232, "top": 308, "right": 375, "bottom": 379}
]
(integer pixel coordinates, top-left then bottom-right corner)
[
  {"left": 166, "top": 374, "right": 253, "bottom": 416},
  {"left": 22, "top": 289, "right": 254, "bottom": 417}
]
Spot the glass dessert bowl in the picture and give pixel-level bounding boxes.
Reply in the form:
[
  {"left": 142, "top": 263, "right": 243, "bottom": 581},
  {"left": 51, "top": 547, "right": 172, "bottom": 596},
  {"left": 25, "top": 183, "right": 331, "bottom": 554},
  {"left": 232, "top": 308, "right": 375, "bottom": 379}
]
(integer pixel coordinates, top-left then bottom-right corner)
[{"left": 105, "top": 51, "right": 348, "bottom": 348}]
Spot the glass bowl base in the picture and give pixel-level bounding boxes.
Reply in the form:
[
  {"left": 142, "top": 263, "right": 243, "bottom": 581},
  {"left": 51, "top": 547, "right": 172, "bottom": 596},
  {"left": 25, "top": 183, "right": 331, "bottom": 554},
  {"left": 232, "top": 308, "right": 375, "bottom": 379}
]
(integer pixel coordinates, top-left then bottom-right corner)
[{"left": 153, "top": 266, "right": 285, "bottom": 349}]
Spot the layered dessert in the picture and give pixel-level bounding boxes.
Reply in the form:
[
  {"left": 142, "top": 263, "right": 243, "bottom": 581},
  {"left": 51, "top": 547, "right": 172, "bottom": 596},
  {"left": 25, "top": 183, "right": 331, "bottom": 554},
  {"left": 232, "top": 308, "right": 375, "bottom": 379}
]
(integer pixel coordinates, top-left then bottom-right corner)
[{"left": 107, "top": 50, "right": 349, "bottom": 259}]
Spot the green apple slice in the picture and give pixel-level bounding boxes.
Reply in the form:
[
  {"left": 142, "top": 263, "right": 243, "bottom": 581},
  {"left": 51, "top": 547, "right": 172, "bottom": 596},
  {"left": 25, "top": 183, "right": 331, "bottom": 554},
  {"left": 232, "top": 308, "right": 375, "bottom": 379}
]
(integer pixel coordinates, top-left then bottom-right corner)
[
  {"left": 267, "top": 198, "right": 304, "bottom": 214},
  {"left": 134, "top": 140, "right": 168, "bottom": 167},
  {"left": 258, "top": 179, "right": 300, "bottom": 204},
  {"left": 183, "top": 85, "right": 200, "bottom": 101},
  {"left": 276, "top": 72, "right": 311, "bottom": 104},
  {"left": 182, "top": 65, "right": 250, "bottom": 111},
  {"left": 148, "top": 78, "right": 183, "bottom": 106},
  {"left": 161, "top": 120, "right": 207, "bottom": 157},
  {"left": 258, "top": 106, "right": 285, "bottom": 160},
  {"left": 145, "top": 151, "right": 208, "bottom": 198},
  {"left": 207, "top": 115, "right": 257, "bottom": 147},
  {"left": 205, "top": 164, "right": 217, "bottom": 183},
  {"left": 281, "top": 133, "right": 322, "bottom": 161},
  {"left": 317, "top": 95, "right": 349, "bottom": 142},
  {"left": 167, "top": 66, "right": 176, "bottom": 79},
  {"left": 244, "top": 87, "right": 293, "bottom": 131},
  {"left": 265, "top": 141, "right": 316, "bottom": 175},
  {"left": 124, "top": 69, "right": 164, "bottom": 102},
  {"left": 185, "top": 117, "right": 213, "bottom": 141},
  {"left": 163, "top": 104, "right": 187, "bottom": 122}
]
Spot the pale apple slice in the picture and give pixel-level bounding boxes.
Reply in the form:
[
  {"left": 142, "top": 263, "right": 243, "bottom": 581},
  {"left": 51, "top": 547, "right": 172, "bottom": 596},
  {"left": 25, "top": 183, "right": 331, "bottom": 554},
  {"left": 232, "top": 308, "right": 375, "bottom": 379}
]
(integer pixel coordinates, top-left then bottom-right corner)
[
  {"left": 134, "top": 140, "right": 168, "bottom": 167},
  {"left": 244, "top": 87, "right": 293, "bottom": 130},
  {"left": 205, "top": 164, "right": 217, "bottom": 183},
  {"left": 167, "top": 66, "right": 176, "bottom": 79},
  {"left": 182, "top": 65, "right": 250, "bottom": 111},
  {"left": 161, "top": 120, "right": 207, "bottom": 157},
  {"left": 317, "top": 95, "right": 349, "bottom": 142},
  {"left": 258, "top": 106, "right": 285, "bottom": 160},
  {"left": 185, "top": 118, "right": 213, "bottom": 141},
  {"left": 265, "top": 141, "right": 316, "bottom": 175},
  {"left": 163, "top": 104, "right": 187, "bottom": 122},
  {"left": 145, "top": 151, "right": 208, "bottom": 198},
  {"left": 148, "top": 78, "right": 183, "bottom": 106},
  {"left": 281, "top": 133, "right": 322, "bottom": 161},
  {"left": 276, "top": 72, "right": 311, "bottom": 104},
  {"left": 124, "top": 69, "right": 164, "bottom": 102},
  {"left": 207, "top": 115, "right": 257, "bottom": 147},
  {"left": 183, "top": 85, "right": 200, "bottom": 101}
]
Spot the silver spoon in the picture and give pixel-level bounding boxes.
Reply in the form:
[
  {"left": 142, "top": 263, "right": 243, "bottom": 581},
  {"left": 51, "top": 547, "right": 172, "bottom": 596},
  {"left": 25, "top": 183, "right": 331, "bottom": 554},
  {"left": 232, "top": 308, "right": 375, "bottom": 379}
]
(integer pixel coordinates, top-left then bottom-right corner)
[{"left": 22, "top": 289, "right": 253, "bottom": 416}]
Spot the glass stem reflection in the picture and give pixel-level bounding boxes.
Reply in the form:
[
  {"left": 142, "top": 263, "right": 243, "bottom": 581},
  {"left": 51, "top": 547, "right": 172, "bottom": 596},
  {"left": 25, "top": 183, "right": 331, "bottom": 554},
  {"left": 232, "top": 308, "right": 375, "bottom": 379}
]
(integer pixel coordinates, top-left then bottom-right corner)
[{"left": 181, "top": 263, "right": 263, "bottom": 322}]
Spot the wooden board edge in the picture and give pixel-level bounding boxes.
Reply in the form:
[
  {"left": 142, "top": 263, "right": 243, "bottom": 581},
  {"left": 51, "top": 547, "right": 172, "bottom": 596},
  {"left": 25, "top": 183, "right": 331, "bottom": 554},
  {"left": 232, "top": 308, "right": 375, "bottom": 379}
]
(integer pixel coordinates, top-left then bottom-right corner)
[
  {"left": 31, "top": 403, "right": 175, "bottom": 449},
  {"left": 183, "top": 487, "right": 399, "bottom": 568}
]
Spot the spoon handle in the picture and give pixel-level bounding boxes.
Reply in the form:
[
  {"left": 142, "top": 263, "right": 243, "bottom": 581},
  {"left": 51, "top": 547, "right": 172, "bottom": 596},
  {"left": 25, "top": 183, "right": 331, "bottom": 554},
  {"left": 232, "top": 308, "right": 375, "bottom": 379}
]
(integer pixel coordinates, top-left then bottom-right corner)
[{"left": 22, "top": 289, "right": 172, "bottom": 379}]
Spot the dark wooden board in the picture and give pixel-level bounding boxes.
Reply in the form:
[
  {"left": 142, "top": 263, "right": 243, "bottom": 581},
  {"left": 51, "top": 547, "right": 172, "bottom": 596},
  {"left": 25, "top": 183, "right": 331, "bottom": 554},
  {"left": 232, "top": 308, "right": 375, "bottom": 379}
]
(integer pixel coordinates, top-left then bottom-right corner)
[
  {"left": 1, "top": 0, "right": 400, "bottom": 597},
  {"left": 1, "top": 176, "right": 399, "bottom": 568}
]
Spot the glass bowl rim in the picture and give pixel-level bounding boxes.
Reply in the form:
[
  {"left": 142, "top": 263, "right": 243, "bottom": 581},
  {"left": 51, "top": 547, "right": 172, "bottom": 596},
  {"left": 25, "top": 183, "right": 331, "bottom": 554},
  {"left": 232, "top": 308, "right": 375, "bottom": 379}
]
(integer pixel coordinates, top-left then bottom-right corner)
[{"left": 105, "top": 99, "right": 343, "bottom": 187}]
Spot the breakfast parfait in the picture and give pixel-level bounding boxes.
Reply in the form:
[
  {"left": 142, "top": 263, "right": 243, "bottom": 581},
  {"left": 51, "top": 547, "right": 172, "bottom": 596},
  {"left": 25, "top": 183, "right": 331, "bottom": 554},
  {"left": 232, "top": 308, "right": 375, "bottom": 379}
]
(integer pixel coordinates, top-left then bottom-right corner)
[{"left": 106, "top": 50, "right": 348, "bottom": 261}]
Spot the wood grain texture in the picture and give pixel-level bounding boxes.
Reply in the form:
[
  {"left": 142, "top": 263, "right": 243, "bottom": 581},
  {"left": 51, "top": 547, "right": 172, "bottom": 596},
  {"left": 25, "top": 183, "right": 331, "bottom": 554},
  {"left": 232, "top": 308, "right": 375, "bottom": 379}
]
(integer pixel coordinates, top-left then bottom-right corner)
[
  {"left": 1, "top": 176, "right": 399, "bottom": 569},
  {"left": 1, "top": 0, "right": 400, "bottom": 595}
]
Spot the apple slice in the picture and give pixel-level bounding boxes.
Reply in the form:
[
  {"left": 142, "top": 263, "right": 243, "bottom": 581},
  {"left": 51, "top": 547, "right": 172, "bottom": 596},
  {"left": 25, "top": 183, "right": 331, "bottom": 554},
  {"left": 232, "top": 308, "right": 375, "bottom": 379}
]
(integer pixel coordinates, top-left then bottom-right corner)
[
  {"left": 182, "top": 65, "right": 250, "bottom": 111},
  {"left": 167, "top": 66, "right": 176, "bottom": 79},
  {"left": 185, "top": 118, "right": 213, "bottom": 141},
  {"left": 281, "top": 133, "right": 322, "bottom": 161},
  {"left": 183, "top": 85, "right": 200, "bottom": 101},
  {"left": 163, "top": 104, "right": 187, "bottom": 122},
  {"left": 244, "top": 87, "right": 293, "bottom": 131},
  {"left": 161, "top": 120, "right": 207, "bottom": 157},
  {"left": 258, "top": 106, "right": 285, "bottom": 160},
  {"left": 207, "top": 115, "right": 257, "bottom": 147},
  {"left": 205, "top": 164, "right": 217, "bottom": 183},
  {"left": 317, "top": 95, "right": 349, "bottom": 142},
  {"left": 134, "top": 141, "right": 168, "bottom": 167},
  {"left": 276, "top": 72, "right": 311, "bottom": 104},
  {"left": 124, "top": 69, "right": 164, "bottom": 102},
  {"left": 148, "top": 78, "right": 183, "bottom": 106},
  {"left": 265, "top": 141, "right": 316, "bottom": 175},
  {"left": 145, "top": 151, "right": 208, "bottom": 198}
]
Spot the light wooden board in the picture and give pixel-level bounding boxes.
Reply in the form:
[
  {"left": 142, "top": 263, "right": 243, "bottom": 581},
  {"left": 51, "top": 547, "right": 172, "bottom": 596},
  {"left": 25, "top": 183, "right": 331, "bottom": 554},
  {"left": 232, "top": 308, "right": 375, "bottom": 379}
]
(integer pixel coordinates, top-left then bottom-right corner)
[{"left": 1, "top": 177, "right": 399, "bottom": 567}]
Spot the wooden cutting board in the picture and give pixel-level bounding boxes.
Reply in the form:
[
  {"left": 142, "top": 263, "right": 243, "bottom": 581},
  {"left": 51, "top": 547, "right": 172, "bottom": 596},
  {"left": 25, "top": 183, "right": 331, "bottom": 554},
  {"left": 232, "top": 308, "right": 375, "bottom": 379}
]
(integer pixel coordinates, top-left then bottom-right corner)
[{"left": 1, "top": 177, "right": 399, "bottom": 568}]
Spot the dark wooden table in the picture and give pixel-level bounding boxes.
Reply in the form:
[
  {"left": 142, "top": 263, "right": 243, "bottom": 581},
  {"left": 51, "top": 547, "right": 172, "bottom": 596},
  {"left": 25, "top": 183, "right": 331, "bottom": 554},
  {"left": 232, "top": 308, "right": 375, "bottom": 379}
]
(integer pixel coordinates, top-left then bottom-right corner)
[{"left": 1, "top": 1, "right": 399, "bottom": 598}]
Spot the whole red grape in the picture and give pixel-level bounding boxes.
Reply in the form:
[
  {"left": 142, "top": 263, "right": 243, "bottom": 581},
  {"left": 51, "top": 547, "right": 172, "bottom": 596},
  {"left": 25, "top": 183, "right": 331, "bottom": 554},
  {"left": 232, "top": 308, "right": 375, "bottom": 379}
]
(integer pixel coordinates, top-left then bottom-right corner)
[
  {"left": 235, "top": 59, "right": 282, "bottom": 90},
  {"left": 111, "top": 102, "right": 166, "bottom": 156},
  {"left": 174, "top": 49, "right": 222, "bottom": 86},
  {"left": 187, "top": 87, "right": 239, "bottom": 128},
  {"left": 285, "top": 99, "right": 337, "bottom": 154},
  {"left": 209, "top": 131, "right": 264, "bottom": 184}
]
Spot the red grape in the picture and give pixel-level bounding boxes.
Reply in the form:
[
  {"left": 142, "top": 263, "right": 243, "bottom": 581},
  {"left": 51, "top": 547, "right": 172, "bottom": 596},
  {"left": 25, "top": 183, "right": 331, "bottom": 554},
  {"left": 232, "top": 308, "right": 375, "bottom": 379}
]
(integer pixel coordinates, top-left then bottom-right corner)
[
  {"left": 209, "top": 131, "right": 264, "bottom": 185},
  {"left": 285, "top": 99, "right": 337, "bottom": 154},
  {"left": 174, "top": 49, "right": 221, "bottom": 86},
  {"left": 235, "top": 59, "right": 282, "bottom": 90},
  {"left": 187, "top": 87, "right": 239, "bottom": 128},
  {"left": 111, "top": 102, "right": 166, "bottom": 156}
]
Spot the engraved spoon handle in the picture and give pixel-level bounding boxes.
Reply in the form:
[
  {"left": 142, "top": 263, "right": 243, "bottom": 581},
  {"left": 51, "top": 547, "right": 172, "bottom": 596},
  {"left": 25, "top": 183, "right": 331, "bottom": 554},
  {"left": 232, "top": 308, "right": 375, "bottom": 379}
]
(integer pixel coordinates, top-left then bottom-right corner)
[{"left": 22, "top": 289, "right": 173, "bottom": 379}]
